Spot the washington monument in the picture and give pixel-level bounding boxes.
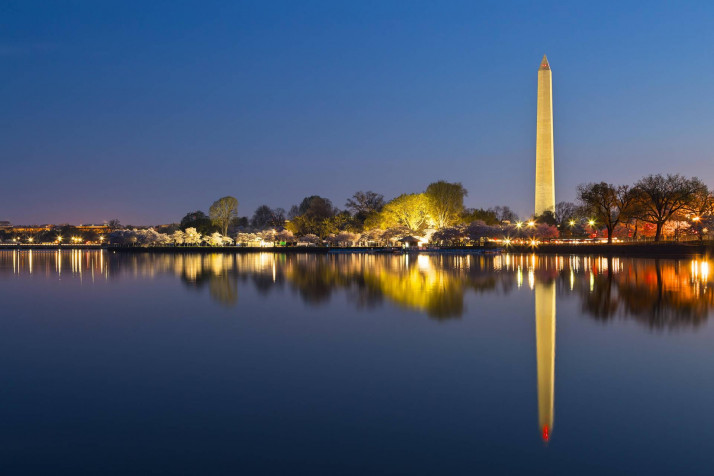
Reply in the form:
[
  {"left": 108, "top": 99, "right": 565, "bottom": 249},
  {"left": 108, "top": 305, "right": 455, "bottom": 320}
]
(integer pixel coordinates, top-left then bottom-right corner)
[{"left": 535, "top": 55, "right": 555, "bottom": 216}]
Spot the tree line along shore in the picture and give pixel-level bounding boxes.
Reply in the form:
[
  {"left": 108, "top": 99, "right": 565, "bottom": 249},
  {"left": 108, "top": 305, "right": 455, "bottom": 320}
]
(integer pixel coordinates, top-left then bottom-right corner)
[{"left": 3, "top": 174, "right": 712, "bottom": 249}]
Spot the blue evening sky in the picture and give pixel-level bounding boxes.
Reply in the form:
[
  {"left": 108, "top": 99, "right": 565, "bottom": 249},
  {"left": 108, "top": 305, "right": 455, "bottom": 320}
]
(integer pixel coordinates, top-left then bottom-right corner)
[{"left": 1, "top": 0, "right": 713, "bottom": 225}]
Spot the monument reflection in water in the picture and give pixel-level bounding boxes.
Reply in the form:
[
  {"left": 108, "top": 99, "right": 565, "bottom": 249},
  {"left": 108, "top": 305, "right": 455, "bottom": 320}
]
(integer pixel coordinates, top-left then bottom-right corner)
[
  {"left": 535, "top": 280, "right": 555, "bottom": 443},
  {"left": 2, "top": 250, "right": 714, "bottom": 444}
]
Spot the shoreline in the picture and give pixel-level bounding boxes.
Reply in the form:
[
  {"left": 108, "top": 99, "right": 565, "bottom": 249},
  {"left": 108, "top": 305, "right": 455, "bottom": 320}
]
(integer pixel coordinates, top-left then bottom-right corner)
[{"left": 2, "top": 242, "right": 714, "bottom": 258}]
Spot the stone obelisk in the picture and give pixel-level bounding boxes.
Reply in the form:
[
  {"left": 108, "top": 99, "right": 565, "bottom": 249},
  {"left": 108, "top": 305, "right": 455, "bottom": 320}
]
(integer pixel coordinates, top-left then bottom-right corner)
[{"left": 535, "top": 55, "right": 555, "bottom": 216}]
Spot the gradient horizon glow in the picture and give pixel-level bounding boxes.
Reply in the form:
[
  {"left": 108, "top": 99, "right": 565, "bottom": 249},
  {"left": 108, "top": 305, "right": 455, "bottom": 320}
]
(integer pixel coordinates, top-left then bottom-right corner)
[{"left": 2, "top": 1, "right": 713, "bottom": 225}]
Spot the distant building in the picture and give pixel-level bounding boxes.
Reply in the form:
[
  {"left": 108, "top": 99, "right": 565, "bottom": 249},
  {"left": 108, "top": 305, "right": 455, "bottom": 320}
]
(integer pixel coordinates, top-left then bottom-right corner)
[
  {"left": 0, "top": 221, "right": 11, "bottom": 230},
  {"left": 77, "top": 224, "right": 111, "bottom": 234},
  {"left": 11, "top": 225, "right": 54, "bottom": 234}
]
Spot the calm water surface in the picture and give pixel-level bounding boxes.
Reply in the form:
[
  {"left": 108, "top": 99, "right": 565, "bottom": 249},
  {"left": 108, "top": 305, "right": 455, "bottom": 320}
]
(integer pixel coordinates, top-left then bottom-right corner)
[{"left": 2, "top": 250, "right": 714, "bottom": 475}]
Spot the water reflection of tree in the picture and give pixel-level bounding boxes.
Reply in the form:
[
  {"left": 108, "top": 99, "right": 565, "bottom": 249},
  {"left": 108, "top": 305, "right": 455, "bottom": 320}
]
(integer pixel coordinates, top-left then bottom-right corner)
[
  {"left": 180, "top": 268, "right": 239, "bottom": 307},
  {"left": 578, "top": 259, "right": 714, "bottom": 329},
  {"left": 12, "top": 251, "right": 714, "bottom": 327}
]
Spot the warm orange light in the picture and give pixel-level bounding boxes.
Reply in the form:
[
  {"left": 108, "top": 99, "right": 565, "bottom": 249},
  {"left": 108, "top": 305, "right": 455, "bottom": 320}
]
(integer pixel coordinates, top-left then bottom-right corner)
[
  {"left": 588, "top": 220, "right": 595, "bottom": 226},
  {"left": 528, "top": 221, "right": 535, "bottom": 227},
  {"left": 693, "top": 216, "right": 701, "bottom": 222}
]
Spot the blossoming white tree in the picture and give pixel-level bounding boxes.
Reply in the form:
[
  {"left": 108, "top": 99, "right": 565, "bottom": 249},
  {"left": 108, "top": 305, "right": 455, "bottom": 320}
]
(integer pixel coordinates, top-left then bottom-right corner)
[
  {"left": 108, "top": 228, "right": 171, "bottom": 246},
  {"left": 171, "top": 230, "right": 186, "bottom": 245},
  {"left": 300, "top": 234, "right": 321, "bottom": 245},
  {"left": 275, "top": 230, "right": 294, "bottom": 244},
  {"left": 183, "top": 227, "right": 203, "bottom": 245},
  {"left": 207, "top": 232, "right": 234, "bottom": 246}
]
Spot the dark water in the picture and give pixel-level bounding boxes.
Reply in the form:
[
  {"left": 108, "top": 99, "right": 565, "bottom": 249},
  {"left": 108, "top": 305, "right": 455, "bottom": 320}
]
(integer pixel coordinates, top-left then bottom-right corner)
[{"left": 2, "top": 250, "right": 714, "bottom": 475}]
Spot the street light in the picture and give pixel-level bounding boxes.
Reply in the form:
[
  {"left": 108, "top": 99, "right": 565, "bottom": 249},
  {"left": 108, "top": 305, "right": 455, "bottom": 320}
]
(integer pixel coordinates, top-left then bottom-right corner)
[
  {"left": 515, "top": 222, "right": 523, "bottom": 229},
  {"left": 527, "top": 221, "right": 535, "bottom": 227},
  {"left": 588, "top": 219, "right": 595, "bottom": 227},
  {"left": 569, "top": 220, "right": 575, "bottom": 227},
  {"left": 693, "top": 216, "right": 701, "bottom": 222}
]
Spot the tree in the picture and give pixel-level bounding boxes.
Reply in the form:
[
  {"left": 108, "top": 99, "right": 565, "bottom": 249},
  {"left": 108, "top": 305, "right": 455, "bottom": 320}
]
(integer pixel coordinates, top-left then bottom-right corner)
[
  {"left": 489, "top": 206, "right": 519, "bottom": 223},
  {"left": 180, "top": 211, "right": 215, "bottom": 234},
  {"left": 275, "top": 229, "right": 295, "bottom": 244},
  {"left": 252, "top": 205, "right": 275, "bottom": 229},
  {"left": 431, "top": 225, "right": 468, "bottom": 245},
  {"left": 293, "top": 196, "right": 336, "bottom": 220},
  {"left": 251, "top": 205, "right": 286, "bottom": 229},
  {"left": 346, "top": 191, "right": 385, "bottom": 222},
  {"left": 424, "top": 181, "right": 468, "bottom": 229},
  {"left": 107, "top": 219, "right": 122, "bottom": 230},
  {"left": 380, "top": 194, "right": 430, "bottom": 231},
  {"left": 533, "top": 223, "right": 559, "bottom": 240},
  {"left": 271, "top": 208, "right": 287, "bottom": 227},
  {"left": 578, "top": 182, "right": 637, "bottom": 244},
  {"left": 535, "top": 210, "right": 557, "bottom": 226},
  {"left": 209, "top": 196, "right": 239, "bottom": 236},
  {"left": 686, "top": 186, "right": 714, "bottom": 217},
  {"left": 554, "top": 201, "right": 578, "bottom": 227},
  {"left": 633, "top": 174, "right": 706, "bottom": 241},
  {"left": 467, "top": 221, "right": 501, "bottom": 241},
  {"left": 462, "top": 208, "right": 499, "bottom": 225},
  {"left": 300, "top": 234, "right": 321, "bottom": 244},
  {"left": 207, "top": 232, "right": 233, "bottom": 246},
  {"left": 183, "top": 227, "right": 203, "bottom": 245},
  {"left": 171, "top": 230, "right": 186, "bottom": 244}
]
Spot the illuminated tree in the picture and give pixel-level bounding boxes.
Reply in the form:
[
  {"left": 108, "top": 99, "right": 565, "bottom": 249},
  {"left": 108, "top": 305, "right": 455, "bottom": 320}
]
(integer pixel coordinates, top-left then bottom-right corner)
[
  {"left": 171, "top": 230, "right": 186, "bottom": 244},
  {"left": 208, "top": 232, "right": 228, "bottom": 246},
  {"left": 183, "top": 227, "right": 203, "bottom": 245},
  {"left": 424, "top": 181, "right": 468, "bottom": 228},
  {"left": 209, "top": 196, "right": 239, "bottom": 236},
  {"left": 381, "top": 193, "right": 430, "bottom": 231}
]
